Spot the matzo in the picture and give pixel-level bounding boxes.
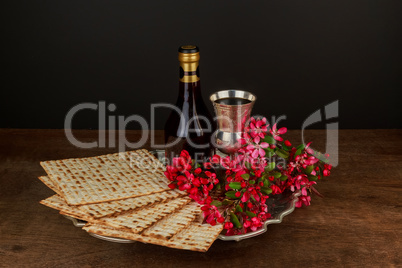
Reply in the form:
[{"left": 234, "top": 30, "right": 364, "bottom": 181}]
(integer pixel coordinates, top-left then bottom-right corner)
[
  {"left": 39, "top": 176, "right": 185, "bottom": 218},
  {"left": 38, "top": 176, "right": 64, "bottom": 196},
  {"left": 167, "top": 221, "right": 223, "bottom": 252},
  {"left": 40, "top": 149, "right": 171, "bottom": 205},
  {"left": 94, "top": 197, "right": 191, "bottom": 233},
  {"left": 77, "top": 189, "right": 184, "bottom": 218},
  {"left": 40, "top": 195, "right": 94, "bottom": 222},
  {"left": 83, "top": 219, "right": 223, "bottom": 252},
  {"left": 141, "top": 202, "right": 201, "bottom": 240}
]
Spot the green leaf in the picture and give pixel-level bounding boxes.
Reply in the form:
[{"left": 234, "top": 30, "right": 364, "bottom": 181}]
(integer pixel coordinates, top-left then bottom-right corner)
[
  {"left": 230, "top": 212, "right": 242, "bottom": 229},
  {"left": 246, "top": 211, "right": 256, "bottom": 218},
  {"left": 280, "top": 175, "right": 288, "bottom": 181},
  {"left": 295, "top": 148, "right": 302, "bottom": 156},
  {"left": 241, "top": 173, "right": 250, "bottom": 180},
  {"left": 264, "top": 147, "right": 275, "bottom": 157},
  {"left": 263, "top": 135, "right": 276, "bottom": 144},
  {"left": 265, "top": 162, "right": 276, "bottom": 172},
  {"left": 295, "top": 144, "right": 306, "bottom": 157},
  {"left": 304, "top": 165, "right": 314, "bottom": 175},
  {"left": 308, "top": 175, "right": 318, "bottom": 181},
  {"left": 210, "top": 200, "right": 222, "bottom": 207},
  {"left": 263, "top": 179, "right": 270, "bottom": 187},
  {"left": 276, "top": 149, "right": 289, "bottom": 159},
  {"left": 317, "top": 169, "right": 323, "bottom": 178},
  {"left": 235, "top": 205, "right": 243, "bottom": 213},
  {"left": 261, "top": 187, "right": 272, "bottom": 195},
  {"left": 245, "top": 162, "right": 252, "bottom": 170},
  {"left": 222, "top": 199, "right": 233, "bottom": 206},
  {"left": 282, "top": 142, "right": 291, "bottom": 151},
  {"left": 225, "top": 191, "right": 239, "bottom": 199},
  {"left": 273, "top": 172, "right": 282, "bottom": 179},
  {"left": 249, "top": 180, "right": 255, "bottom": 185},
  {"left": 296, "top": 144, "right": 306, "bottom": 151},
  {"left": 229, "top": 182, "right": 242, "bottom": 190}
]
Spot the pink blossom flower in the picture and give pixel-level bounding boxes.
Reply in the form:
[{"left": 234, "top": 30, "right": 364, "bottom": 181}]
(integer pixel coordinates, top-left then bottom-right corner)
[
  {"left": 176, "top": 173, "right": 192, "bottom": 191},
  {"left": 241, "top": 191, "right": 250, "bottom": 202},
  {"left": 248, "top": 187, "right": 260, "bottom": 202},
  {"left": 246, "top": 142, "right": 269, "bottom": 158},
  {"left": 211, "top": 155, "right": 221, "bottom": 164},
  {"left": 250, "top": 217, "right": 263, "bottom": 231},
  {"left": 224, "top": 222, "right": 233, "bottom": 230},
  {"left": 239, "top": 132, "right": 253, "bottom": 146},
  {"left": 323, "top": 164, "right": 332, "bottom": 177},
  {"left": 201, "top": 205, "right": 224, "bottom": 226},
  {"left": 270, "top": 123, "right": 287, "bottom": 142},
  {"left": 295, "top": 195, "right": 311, "bottom": 207},
  {"left": 164, "top": 165, "right": 178, "bottom": 181},
  {"left": 271, "top": 185, "right": 282, "bottom": 194},
  {"left": 200, "top": 171, "right": 219, "bottom": 185},
  {"left": 305, "top": 142, "right": 314, "bottom": 154},
  {"left": 248, "top": 117, "right": 269, "bottom": 143},
  {"left": 172, "top": 151, "right": 192, "bottom": 172}
]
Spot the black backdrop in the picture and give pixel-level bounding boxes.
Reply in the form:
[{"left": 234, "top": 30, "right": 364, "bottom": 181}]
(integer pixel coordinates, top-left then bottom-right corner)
[{"left": 2, "top": 0, "right": 401, "bottom": 130}]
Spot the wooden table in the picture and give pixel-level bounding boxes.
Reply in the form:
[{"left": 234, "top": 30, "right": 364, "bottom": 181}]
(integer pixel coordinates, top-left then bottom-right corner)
[{"left": 1, "top": 129, "right": 401, "bottom": 267}]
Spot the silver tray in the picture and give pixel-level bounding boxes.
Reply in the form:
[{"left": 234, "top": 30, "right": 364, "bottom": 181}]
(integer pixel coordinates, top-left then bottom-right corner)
[{"left": 64, "top": 150, "right": 300, "bottom": 242}]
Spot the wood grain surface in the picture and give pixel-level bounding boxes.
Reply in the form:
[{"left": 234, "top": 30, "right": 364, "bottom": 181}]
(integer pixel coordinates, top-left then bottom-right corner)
[{"left": 0, "top": 129, "right": 401, "bottom": 267}]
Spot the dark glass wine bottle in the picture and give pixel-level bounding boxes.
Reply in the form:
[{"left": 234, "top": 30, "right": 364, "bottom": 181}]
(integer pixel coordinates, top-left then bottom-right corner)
[{"left": 164, "top": 45, "right": 215, "bottom": 163}]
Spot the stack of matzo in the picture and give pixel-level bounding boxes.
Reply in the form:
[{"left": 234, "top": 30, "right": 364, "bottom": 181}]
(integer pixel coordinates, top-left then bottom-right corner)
[{"left": 38, "top": 149, "right": 223, "bottom": 252}]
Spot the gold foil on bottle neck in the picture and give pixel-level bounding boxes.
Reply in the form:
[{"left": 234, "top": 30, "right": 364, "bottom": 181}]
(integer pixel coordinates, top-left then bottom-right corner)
[
  {"left": 178, "top": 52, "right": 200, "bottom": 63},
  {"left": 180, "top": 75, "right": 199, "bottom": 83},
  {"left": 178, "top": 50, "right": 200, "bottom": 82},
  {"left": 180, "top": 61, "right": 198, "bottom": 72}
]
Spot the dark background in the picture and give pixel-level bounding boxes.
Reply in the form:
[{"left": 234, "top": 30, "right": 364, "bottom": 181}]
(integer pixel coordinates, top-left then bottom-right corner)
[{"left": 2, "top": 0, "right": 401, "bottom": 130}]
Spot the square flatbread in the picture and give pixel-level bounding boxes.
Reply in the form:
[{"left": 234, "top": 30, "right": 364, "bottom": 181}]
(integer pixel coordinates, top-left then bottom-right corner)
[
  {"left": 93, "top": 197, "right": 191, "bottom": 233},
  {"left": 38, "top": 176, "right": 63, "bottom": 195},
  {"left": 77, "top": 190, "right": 184, "bottom": 218},
  {"left": 84, "top": 217, "right": 224, "bottom": 252},
  {"left": 40, "top": 194, "right": 94, "bottom": 222},
  {"left": 141, "top": 201, "right": 202, "bottom": 240},
  {"left": 40, "top": 149, "right": 171, "bottom": 205},
  {"left": 39, "top": 176, "right": 184, "bottom": 218}
]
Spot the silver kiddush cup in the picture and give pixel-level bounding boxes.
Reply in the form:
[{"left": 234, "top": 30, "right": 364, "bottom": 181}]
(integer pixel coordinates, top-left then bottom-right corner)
[{"left": 210, "top": 90, "right": 256, "bottom": 155}]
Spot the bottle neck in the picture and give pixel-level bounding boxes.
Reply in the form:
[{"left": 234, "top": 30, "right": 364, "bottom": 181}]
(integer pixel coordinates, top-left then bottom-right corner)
[
  {"left": 178, "top": 61, "right": 201, "bottom": 98},
  {"left": 178, "top": 81, "right": 201, "bottom": 101}
]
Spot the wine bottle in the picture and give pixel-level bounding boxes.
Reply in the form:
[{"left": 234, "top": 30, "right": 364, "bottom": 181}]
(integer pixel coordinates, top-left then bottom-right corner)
[{"left": 164, "top": 45, "right": 215, "bottom": 163}]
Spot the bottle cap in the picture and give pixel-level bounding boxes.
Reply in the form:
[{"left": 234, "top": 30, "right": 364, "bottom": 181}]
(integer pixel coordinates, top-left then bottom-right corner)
[{"left": 178, "top": 45, "right": 200, "bottom": 62}]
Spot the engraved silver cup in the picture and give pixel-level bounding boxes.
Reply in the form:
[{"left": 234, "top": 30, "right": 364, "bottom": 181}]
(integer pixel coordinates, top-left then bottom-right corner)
[{"left": 210, "top": 90, "right": 256, "bottom": 155}]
